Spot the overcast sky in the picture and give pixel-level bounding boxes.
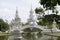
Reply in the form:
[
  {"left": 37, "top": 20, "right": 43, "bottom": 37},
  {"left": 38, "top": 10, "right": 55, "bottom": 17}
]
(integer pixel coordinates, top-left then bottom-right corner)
[
  {"left": 0, "top": 0, "right": 60, "bottom": 23},
  {"left": 0, "top": 0, "right": 40, "bottom": 23}
]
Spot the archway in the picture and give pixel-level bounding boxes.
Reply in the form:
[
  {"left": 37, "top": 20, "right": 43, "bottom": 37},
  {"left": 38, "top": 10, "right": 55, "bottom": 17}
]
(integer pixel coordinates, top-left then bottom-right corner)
[{"left": 21, "top": 27, "right": 42, "bottom": 39}]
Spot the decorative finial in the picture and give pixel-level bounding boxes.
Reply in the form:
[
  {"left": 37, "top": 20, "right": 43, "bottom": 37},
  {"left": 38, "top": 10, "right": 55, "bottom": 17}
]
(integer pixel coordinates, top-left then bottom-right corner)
[
  {"left": 31, "top": 4, "right": 32, "bottom": 11},
  {"left": 15, "top": 7, "right": 19, "bottom": 20},
  {"left": 16, "top": 7, "right": 18, "bottom": 14},
  {"left": 30, "top": 4, "right": 33, "bottom": 14}
]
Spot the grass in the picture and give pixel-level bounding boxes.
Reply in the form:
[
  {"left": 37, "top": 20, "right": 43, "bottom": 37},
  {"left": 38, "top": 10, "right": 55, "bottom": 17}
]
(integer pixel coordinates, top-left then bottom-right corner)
[
  {"left": 0, "top": 33, "right": 12, "bottom": 36},
  {"left": 46, "top": 32, "right": 60, "bottom": 37}
]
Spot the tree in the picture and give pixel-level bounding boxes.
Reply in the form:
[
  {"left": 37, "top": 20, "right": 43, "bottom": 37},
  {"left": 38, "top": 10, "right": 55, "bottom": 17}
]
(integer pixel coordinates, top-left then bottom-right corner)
[
  {"left": 35, "top": 7, "right": 45, "bottom": 17},
  {"left": 40, "top": 0, "right": 60, "bottom": 10},
  {"left": 40, "top": 0, "right": 60, "bottom": 14},
  {"left": 35, "top": 0, "right": 60, "bottom": 33},
  {"left": 37, "top": 14, "right": 60, "bottom": 28},
  {"left": 37, "top": 14, "right": 56, "bottom": 26},
  {"left": 35, "top": 0, "right": 60, "bottom": 15},
  {"left": 35, "top": 7, "right": 44, "bottom": 13},
  {"left": 0, "top": 19, "right": 9, "bottom": 32}
]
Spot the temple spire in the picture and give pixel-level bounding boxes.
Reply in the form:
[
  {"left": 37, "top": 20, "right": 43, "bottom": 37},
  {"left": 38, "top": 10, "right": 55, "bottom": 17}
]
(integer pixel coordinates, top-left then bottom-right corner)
[
  {"left": 10, "top": 7, "right": 21, "bottom": 30},
  {"left": 30, "top": 5, "right": 33, "bottom": 15},
  {"left": 28, "top": 5, "right": 34, "bottom": 22},
  {"left": 15, "top": 7, "right": 19, "bottom": 20},
  {"left": 28, "top": 5, "right": 37, "bottom": 25}
]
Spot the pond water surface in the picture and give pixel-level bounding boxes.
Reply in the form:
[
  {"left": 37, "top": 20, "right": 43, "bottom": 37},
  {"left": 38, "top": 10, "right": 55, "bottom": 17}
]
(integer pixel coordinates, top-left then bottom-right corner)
[{"left": 0, "top": 33, "right": 60, "bottom": 40}]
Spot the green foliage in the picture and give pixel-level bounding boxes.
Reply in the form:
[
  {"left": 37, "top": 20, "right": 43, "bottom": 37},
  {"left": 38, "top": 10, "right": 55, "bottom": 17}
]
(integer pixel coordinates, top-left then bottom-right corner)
[
  {"left": 32, "top": 28, "right": 42, "bottom": 32},
  {"left": 36, "top": 0, "right": 60, "bottom": 15},
  {"left": 0, "top": 19, "right": 9, "bottom": 32},
  {"left": 0, "top": 36, "right": 8, "bottom": 40},
  {"left": 57, "top": 37, "right": 60, "bottom": 40},
  {"left": 35, "top": 0, "right": 60, "bottom": 33},
  {"left": 22, "top": 23, "right": 29, "bottom": 26},
  {"left": 35, "top": 7, "right": 44, "bottom": 13},
  {"left": 35, "top": 7, "right": 45, "bottom": 16},
  {"left": 22, "top": 28, "right": 42, "bottom": 39},
  {"left": 37, "top": 32, "right": 42, "bottom": 38},
  {"left": 40, "top": 0, "right": 60, "bottom": 10},
  {"left": 22, "top": 33, "right": 32, "bottom": 39},
  {"left": 23, "top": 28, "right": 31, "bottom": 32},
  {"left": 37, "top": 14, "right": 57, "bottom": 26}
]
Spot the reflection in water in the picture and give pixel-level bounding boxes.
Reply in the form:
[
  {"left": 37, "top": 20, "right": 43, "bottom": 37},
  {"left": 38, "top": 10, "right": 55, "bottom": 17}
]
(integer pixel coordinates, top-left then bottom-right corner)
[
  {"left": 0, "top": 36, "right": 8, "bottom": 40},
  {"left": 0, "top": 34, "right": 59, "bottom": 40},
  {"left": 22, "top": 32, "right": 42, "bottom": 40},
  {"left": 57, "top": 37, "right": 60, "bottom": 40},
  {"left": 8, "top": 35, "right": 58, "bottom": 40},
  {"left": 14, "top": 38, "right": 21, "bottom": 40}
]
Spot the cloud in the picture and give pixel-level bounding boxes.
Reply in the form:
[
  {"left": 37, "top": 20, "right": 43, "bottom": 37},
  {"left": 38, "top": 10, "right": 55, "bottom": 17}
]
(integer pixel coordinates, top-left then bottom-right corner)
[{"left": 0, "top": 0, "right": 40, "bottom": 23}]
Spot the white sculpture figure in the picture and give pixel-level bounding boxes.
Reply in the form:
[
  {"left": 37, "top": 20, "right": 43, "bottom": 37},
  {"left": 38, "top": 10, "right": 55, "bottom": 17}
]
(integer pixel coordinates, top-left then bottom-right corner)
[{"left": 52, "top": 19, "right": 60, "bottom": 32}]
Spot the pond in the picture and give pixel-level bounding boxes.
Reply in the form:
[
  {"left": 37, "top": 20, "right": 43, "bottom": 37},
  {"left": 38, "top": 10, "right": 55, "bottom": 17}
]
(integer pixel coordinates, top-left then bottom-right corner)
[{"left": 0, "top": 32, "right": 60, "bottom": 40}]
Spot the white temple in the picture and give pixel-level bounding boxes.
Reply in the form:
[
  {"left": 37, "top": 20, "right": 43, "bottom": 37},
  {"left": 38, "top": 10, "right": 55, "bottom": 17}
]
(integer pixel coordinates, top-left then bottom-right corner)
[
  {"left": 7, "top": 6, "right": 60, "bottom": 40},
  {"left": 8, "top": 7, "right": 23, "bottom": 40},
  {"left": 8, "top": 6, "right": 60, "bottom": 33},
  {"left": 28, "top": 6, "right": 37, "bottom": 25},
  {"left": 21, "top": 6, "right": 44, "bottom": 31},
  {"left": 9, "top": 7, "right": 22, "bottom": 32}
]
